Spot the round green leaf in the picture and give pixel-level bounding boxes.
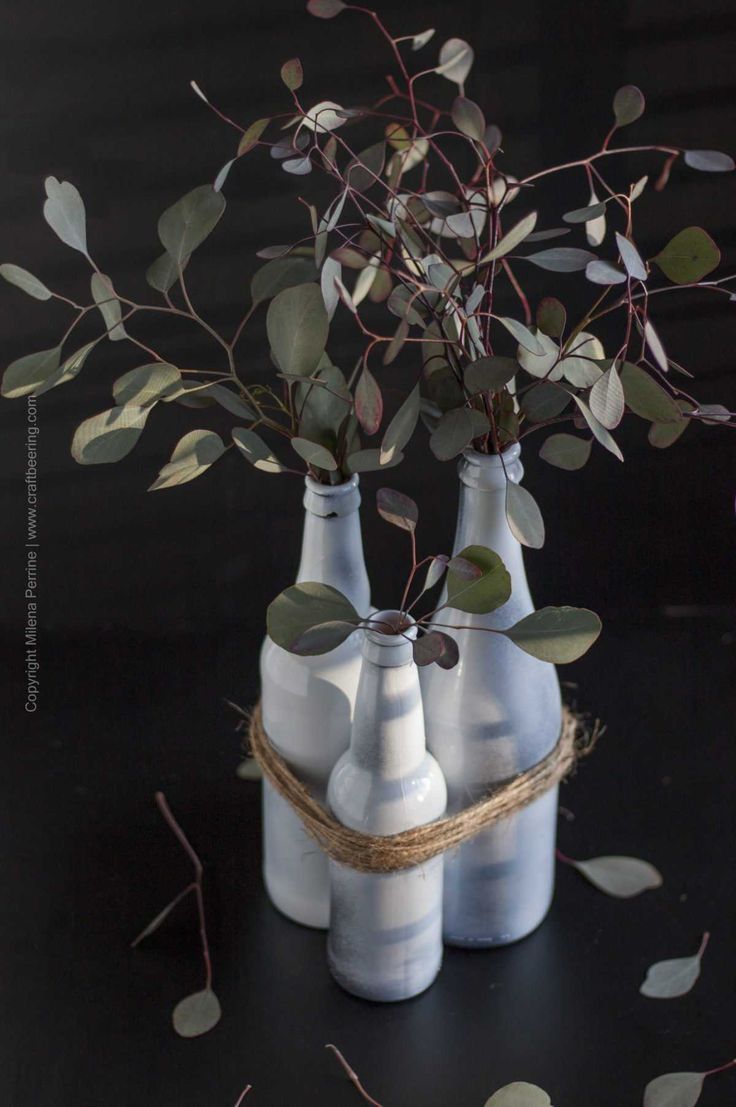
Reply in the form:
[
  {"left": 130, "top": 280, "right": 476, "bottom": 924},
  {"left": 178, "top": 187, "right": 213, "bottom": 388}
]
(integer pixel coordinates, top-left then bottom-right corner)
[
  {"left": 619, "top": 362, "right": 682, "bottom": 423},
  {"left": 612, "top": 85, "right": 645, "bottom": 127},
  {"left": 71, "top": 405, "right": 150, "bottom": 465},
  {"left": 237, "top": 117, "right": 270, "bottom": 156},
  {"left": 158, "top": 185, "right": 226, "bottom": 266},
  {"left": 436, "top": 37, "right": 474, "bottom": 86},
  {"left": 446, "top": 545, "right": 511, "bottom": 615},
  {"left": 251, "top": 257, "right": 318, "bottom": 305},
  {"left": 267, "top": 283, "right": 328, "bottom": 377},
  {"left": 502, "top": 606, "right": 602, "bottom": 663},
  {"left": 232, "top": 427, "right": 286, "bottom": 473},
  {"left": 376, "top": 487, "right": 418, "bottom": 532},
  {"left": 521, "top": 381, "right": 571, "bottom": 423},
  {"left": 536, "top": 297, "right": 566, "bottom": 339},
  {"left": 149, "top": 429, "right": 225, "bottom": 491},
  {"left": 430, "top": 408, "right": 490, "bottom": 461},
  {"left": 496, "top": 317, "right": 545, "bottom": 355},
  {"left": 306, "top": 0, "right": 346, "bottom": 16},
  {"left": 506, "top": 481, "right": 545, "bottom": 549},
  {"left": 2, "top": 346, "right": 61, "bottom": 399},
  {"left": 281, "top": 57, "right": 303, "bottom": 91},
  {"left": 267, "top": 582, "right": 360, "bottom": 653},
  {"left": 172, "top": 989, "right": 222, "bottom": 1039},
  {"left": 43, "top": 177, "right": 88, "bottom": 256},
  {"left": 539, "top": 433, "right": 592, "bottom": 471},
  {"left": 451, "top": 96, "right": 485, "bottom": 141},
  {"left": 0, "top": 263, "right": 52, "bottom": 301},
  {"left": 653, "top": 226, "right": 720, "bottom": 285},
  {"left": 113, "top": 363, "right": 181, "bottom": 406},
  {"left": 291, "top": 437, "right": 337, "bottom": 471},
  {"left": 643, "top": 1071, "right": 705, "bottom": 1107},
  {"left": 485, "top": 1084, "right": 551, "bottom": 1107},
  {"left": 464, "top": 357, "right": 518, "bottom": 394},
  {"left": 586, "top": 259, "right": 627, "bottom": 285},
  {"left": 347, "top": 448, "right": 405, "bottom": 474}
]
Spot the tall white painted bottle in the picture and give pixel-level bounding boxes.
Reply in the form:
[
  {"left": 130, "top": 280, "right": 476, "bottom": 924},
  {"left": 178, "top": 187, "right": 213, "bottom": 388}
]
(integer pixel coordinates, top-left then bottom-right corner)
[
  {"left": 327, "top": 612, "right": 447, "bottom": 1002},
  {"left": 420, "top": 446, "right": 561, "bottom": 947},
  {"left": 260, "top": 475, "right": 371, "bottom": 929}
]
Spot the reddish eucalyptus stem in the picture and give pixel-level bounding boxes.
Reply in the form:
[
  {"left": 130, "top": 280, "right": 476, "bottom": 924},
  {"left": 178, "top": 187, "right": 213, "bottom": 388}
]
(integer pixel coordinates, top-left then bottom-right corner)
[
  {"left": 232, "top": 1085, "right": 252, "bottom": 1106},
  {"left": 326, "top": 1044, "right": 384, "bottom": 1107}
]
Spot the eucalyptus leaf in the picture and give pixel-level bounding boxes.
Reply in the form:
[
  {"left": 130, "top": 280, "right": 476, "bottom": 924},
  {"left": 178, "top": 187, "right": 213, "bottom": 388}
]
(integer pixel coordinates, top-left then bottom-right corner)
[
  {"left": 648, "top": 405, "right": 691, "bottom": 448},
  {"left": 297, "top": 363, "right": 351, "bottom": 441},
  {"left": 251, "top": 257, "right": 317, "bottom": 305},
  {"left": 291, "top": 437, "right": 338, "bottom": 472},
  {"left": 464, "top": 357, "right": 518, "bottom": 394},
  {"left": 653, "top": 227, "right": 720, "bottom": 285},
  {"left": 282, "top": 156, "right": 312, "bottom": 176},
  {"left": 643, "top": 1071, "right": 706, "bottom": 1107},
  {"left": 413, "top": 630, "right": 459, "bottom": 669},
  {"left": 539, "top": 433, "right": 592, "bottom": 471},
  {"left": 619, "top": 362, "right": 682, "bottom": 423},
  {"left": 172, "top": 989, "right": 222, "bottom": 1039},
  {"left": 237, "top": 117, "right": 269, "bottom": 155},
  {"left": 131, "top": 890, "right": 191, "bottom": 947},
  {"left": 213, "top": 158, "right": 235, "bottom": 192},
  {"left": 320, "top": 256, "right": 342, "bottom": 320},
  {"left": 695, "top": 403, "right": 731, "bottom": 424},
  {"left": 572, "top": 396, "right": 623, "bottom": 461},
  {"left": 149, "top": 429, "right": 225, "bottom": 490},
  {"left": 640, "top": 935, "right": 708, "bottom": 999},
  {"left": 430, "top": 408, "right": 490, "bottom": 461},
  {"left": 516, "top": 330, "right": 562, "bottom": 381},
  {"left": 478, "top": 212, "right": 538, "bottom": 265},
  {"left": 380, "top": 385, "right": 420, "bottom": 464},
  {"left": 280, "top": 57, "right": 303, "bottom": 91},
  {"left": 376, "top": 487, "right": 418, "bottom": 532},
  {"left": 113, "top": 363, "right": 181, "bottom": 406},
  {"left": 158, "top": 185, "right": 225, "bottom": 266},
  {"left": 412, "top": 28, "right": 435, "bottom": 50},
  {"left": 571, "top": 854, "right": 663, "bottom": 897},
  {"left": 2, "top": 346, "right": 62, "bottom": 399},
  {"left": 346, "top": 142, "right": 386, "bottom": 192},
  {"left": 347, "top": 448, "right": 405, "bottom": 473},
  {"left": 91, "top": 273, "right": 126, "bottom": 341},
  {"left": 615, "top": 232, "right": 647, "bottom": 281},
  {"left": 536, "top": 297, "right": 566, "bottom": 339},
  {"left": 232, "top": 427, "right": 286, "bottom": 473},
  {"left": 496, "top": 316, "right": 545, "bottom": 355},
  {"left": 613, "top": 84, "right": 645, "bottom": 127},
  {"left": 206, "top": 383, "right": 255, "bottom": 420},
  {"left": 446, "top": 545, "right": 511, "bottom": 615},
  {"left": 520, "top": 381, "right": 571, "bottom": 422},
  {"left": 34, "top": 340, "right": 97, "bottom": 396},
  {"left": 451, "top": 96, "right": 486, "bottom": 141},
  {"left": 684, "top": 149, "right": 735, "bottom": 173},
  {"left": 586, "top": 259, "right": 627, "bottom": 285},
  {"left": 506, "top": 482, "right": 545, "bottom": 549},
  {"left": 236, "top": 757, "right": 262, "bottom": 781},
  {"left": 423, "top": 555, "right": 449, "bottom": 593},
  {"left": 563, "top": 201, "right": 606, "bottom": 224},
  {"left": 589, "top": 363, "right": 625, "bottom": 429},
  {"left": 484, "top": 1084, "right": 551, "bottom": 1107},
  {"left": 502, "top": 606, "right": 602, "bottom": 663},
  {"left": 43, "top": 177, "right": 88, "bottom": 256},
  {"left": 522, "top": 247, "right": 597, "bottom": 273},
  {"left": 355, "top": 365, "right": 383, "bottom": 435},
  {"left": 267, "top": 283, "right": 328, "bottom": 377},
  {"left": 302, "top": 101, "right": 346, "bottom": 133},
  {"left": 146, "top": 251, "right": 189, "bottom": 294},
  {"left": 71, "top": 405, "right": 150, "bottom": 464},
  {"left": 306, "top": 0, "right": 346, "bottom": 17},
  {"left": 267, "top": 582, "right": 360, "bottom": 653},
  {"left": 0, "top": 263, "right": 52, "bottom": 300},
  {"left": 644, "top": 319, "right": 669, "bottom": 372},
  {"left": 436, "top": 37, "right": 474, "bottom": 86}
]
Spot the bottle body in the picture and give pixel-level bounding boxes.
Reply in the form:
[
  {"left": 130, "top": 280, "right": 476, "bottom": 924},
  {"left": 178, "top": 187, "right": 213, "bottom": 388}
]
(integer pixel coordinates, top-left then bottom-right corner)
[
  {"left": 420, "top": 447, "right": 561, "bottom": 947},
  {"left": 260, "top": 476, "right": 371, "bottom": 929},
  {"left": 327, "top": 614, "right": 447, "bottom": 1002}
]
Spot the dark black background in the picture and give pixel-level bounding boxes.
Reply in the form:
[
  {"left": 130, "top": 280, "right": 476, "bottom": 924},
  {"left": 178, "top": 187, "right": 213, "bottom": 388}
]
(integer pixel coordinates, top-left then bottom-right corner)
[{"left": 1, "top": 1, "right": 735, "bottom": 1105}]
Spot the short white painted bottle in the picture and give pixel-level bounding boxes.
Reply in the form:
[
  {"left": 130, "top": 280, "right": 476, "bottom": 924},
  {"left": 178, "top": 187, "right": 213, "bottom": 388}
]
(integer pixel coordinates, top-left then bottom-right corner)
[
  {"left": 260, "top": 475, "right": 371, "bottom": 929},
  {"left": 327, "top": 611, "right": 447, "bottom": 1002},
  {"left": 420, "top": 446, "right": 562, "bottom": 947}
]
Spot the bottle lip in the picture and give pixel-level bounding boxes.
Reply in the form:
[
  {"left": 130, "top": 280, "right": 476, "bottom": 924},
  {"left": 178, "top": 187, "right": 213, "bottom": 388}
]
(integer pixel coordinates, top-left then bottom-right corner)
[
  {"left": 304, "top": 473, "right": 360, "bottom": 497},
  {"left": 462, "top": 443, "right": 521, "bottom": 466},
  {"left": 364, "top": 609, "right": 417, "bottom": 647},
  {"left": 303, "top": 473, "right": 361, "bottom": 517}
]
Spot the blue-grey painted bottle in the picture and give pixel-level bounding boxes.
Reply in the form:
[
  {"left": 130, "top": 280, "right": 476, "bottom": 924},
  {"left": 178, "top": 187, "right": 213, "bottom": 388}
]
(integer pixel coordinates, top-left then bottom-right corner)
[
  {"left": 327, "top": 612, "right": 447, "bottom": 1002},
  {"left": 420, "top": 446, "right": 562, "bottom": 947}
]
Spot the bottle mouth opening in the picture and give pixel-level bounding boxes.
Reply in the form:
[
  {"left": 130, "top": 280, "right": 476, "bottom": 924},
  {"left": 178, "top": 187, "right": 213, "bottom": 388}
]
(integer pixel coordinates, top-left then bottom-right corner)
[
  {"left": 462, "top": 442, "right": 521, "bottom": 466},
  {"left": 365, "top": 609, "right": 417, "bottom": 644},
  {"left": 304, "top": 474, "right": 359, "bottom": 496}
]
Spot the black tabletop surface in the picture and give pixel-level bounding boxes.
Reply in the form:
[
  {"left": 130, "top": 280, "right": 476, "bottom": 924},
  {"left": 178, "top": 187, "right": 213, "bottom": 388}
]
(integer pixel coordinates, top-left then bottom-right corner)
[{"left": 3, "top": 610, "right": 735, "bottom": 1107}]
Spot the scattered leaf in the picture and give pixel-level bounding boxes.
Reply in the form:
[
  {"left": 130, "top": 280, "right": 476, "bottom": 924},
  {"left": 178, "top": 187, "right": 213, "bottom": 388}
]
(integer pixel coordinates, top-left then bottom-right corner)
[
  {"left": 539, "top": 433, "right": 592, "bottom": 471},
  {"left": 506, "top": 481, "right": 545, "bottom": 549},
  {"left": 502, "top": 606, "right": 602, "bottom": 663},
  {"left": 570, "top": 854, "right": 663, "bottom": 897},
  {"left": 484, "top": 1084, "right": 551, "bottom": 1107},
  {"left": 0, "top": 263, "right": 52, "bottom": 301},
  {"left": 643, "top": 1071, "right": 705, "bottom": 1107},
  {"left": 640, "top": 935, "right": 709, "bottom": 999},
  {"left": 172, "top": 989, "right": 222, "bottom": 1039},
  {"left": 653, "top": 226, "right": 720, "bottom": 285},
  {"left": 446, "top": 545, "right": 511, "bottom": 615},
  {"left": 306, "top": 0, "right": 346, "bottom": 16}
]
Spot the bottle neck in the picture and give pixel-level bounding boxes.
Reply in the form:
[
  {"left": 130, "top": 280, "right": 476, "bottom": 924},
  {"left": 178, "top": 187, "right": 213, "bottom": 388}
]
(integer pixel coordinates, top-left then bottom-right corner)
[
  {"left": 453, "top": 446, "right": 527, "bottom": 578},
  {"left": 350, "top": 614, "right": 427, "bottom": 775},
  {"left": 296, "top": 475, "right": 371, "bottom": 612}
]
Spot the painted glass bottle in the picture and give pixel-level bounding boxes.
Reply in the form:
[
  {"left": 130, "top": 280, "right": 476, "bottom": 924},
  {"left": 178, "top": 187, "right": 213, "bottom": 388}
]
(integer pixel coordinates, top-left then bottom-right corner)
[
  {"left": 420, "top": 446, "right": 562, "bottom": 947},
  {"left": 260, "top": 475, "right": 371, "bottom": 928},
  {"left": 327, "top": 612, "right": 447, "bottom": 1001}
]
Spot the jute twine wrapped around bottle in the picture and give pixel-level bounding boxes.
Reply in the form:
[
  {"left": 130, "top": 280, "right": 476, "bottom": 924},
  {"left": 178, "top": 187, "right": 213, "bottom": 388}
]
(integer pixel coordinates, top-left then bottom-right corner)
[{"left": 239, "top": 702, "right": 599, "bottom": 874}]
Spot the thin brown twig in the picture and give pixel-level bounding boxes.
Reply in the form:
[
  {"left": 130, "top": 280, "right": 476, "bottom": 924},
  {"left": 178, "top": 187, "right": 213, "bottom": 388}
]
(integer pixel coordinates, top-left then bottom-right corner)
[{"left": 326, "top": 1044, "right": 384, "bottom": 1107}]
